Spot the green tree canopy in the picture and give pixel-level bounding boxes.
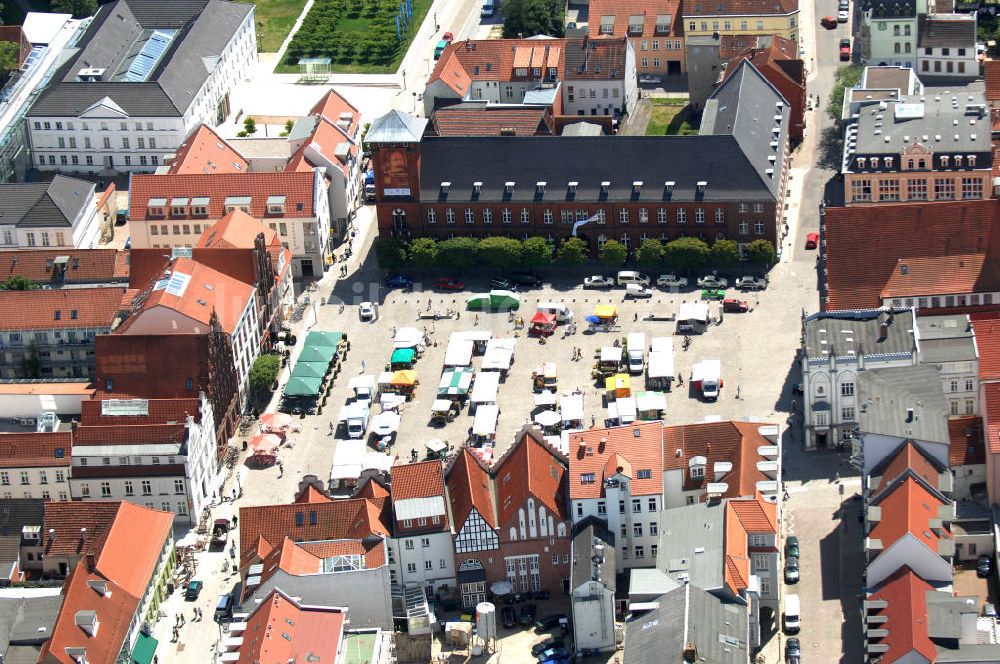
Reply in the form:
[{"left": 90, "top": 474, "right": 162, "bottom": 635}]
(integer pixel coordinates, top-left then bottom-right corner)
[
  {"left": 710, "top": 239, "right": 740, "bottom": 270},
  {"left": 51, "top": 0, "right": 97, "bottom": 18},
  {"left": 407, "top": 237, "right": 438, "bottom": 270},
  {"left": 520, "top": 236, "right": 553, "bottom": 268},
  {"left": 746, "top": 239, "right": 776, "bottom": 267},
  {"left": 478, "top": 237, "right": 523, "bottom": 270},
  {"left": 664, "top": 237, "right": 710, "bottom": 273},
  {"left": 501, "top": 0, "right": 565, "bottom": 38},
  {"left": 556, "top": 237, "right": 589, "bottom": 266},
  {"left": 0, "top": 42, "right": 18, "bottom": 82},
  {"left": 249, "top": 355, "right": 281, "bottom": 396},
  {"left": 599, "top": 240, "right": 628, "bottom": 268},
  {"left": 635, "top": 239, "right": 665, "bottom": 270},
  {"left": 436, "top": 237, "right": 479, "bottom": 271},
  {"left": 0, "top": 275, "right": 37, "bottom": 291},
  {"left": 374, "top": 237, "right": 407, "bottom": 271}
]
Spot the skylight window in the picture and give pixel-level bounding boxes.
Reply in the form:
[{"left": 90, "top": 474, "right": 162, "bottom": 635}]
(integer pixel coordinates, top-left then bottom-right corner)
[{"left": 123, "top": 29, "right": 178, "bottom": 82}]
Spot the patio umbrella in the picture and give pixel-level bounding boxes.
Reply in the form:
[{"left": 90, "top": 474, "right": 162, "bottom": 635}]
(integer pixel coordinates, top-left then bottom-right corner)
[
  {"left": 260, "top": 412, "right": 292, "bottom": 430},
  {"left": 534, "top": 410, "right": 562, "bottom": 427},
  {"left": 249, "top": 433, "right": 281, "bottom": 455},
  {"left": 426, "top": 438, "right": 447, "bottom": 453},
  {"left": 490, "top": 580, "right": 513, "bottom": 595},
  {"left": 585, "top": 315, "right": 601, "bottom": 324}
]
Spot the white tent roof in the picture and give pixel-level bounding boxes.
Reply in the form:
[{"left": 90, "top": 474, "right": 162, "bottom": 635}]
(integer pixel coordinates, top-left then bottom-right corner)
[
  {"left": 647, "top": 351, "right": 675, "bottom": 379},
  {"left": 600, "top": 347, "right": 622, "bottom": 363},
  {"left": 636, "top": 391, "right": 667, "bottom": 413},
  {"left": 330, "top": 440, "right": 394, "bottom": 480},
  {"left": 650, "top": 337, "right": 673, "bottom": 353},
  {"left": 444, "top": 338, "right": 475, "bottom": 367},
  {"left": 534, "top": 390, "right": 557, "bottom": 406},
  {"left": 470, "top": 370, "right": 501, "bottom": 404},
  {"left": 394, "top": 327, "right": 423, "bottom": 348},
  {"left": 482, "top": 338, "right": 516, "bottom": 371},
  {"left": 560, "top": 393, "right": 584, "bottom": 422},
  {"left": 678, "top": 302, "right": 709, "bottom": 322},
  {"left": 472, "top": 404, "right": 499, "bottom": 435}
]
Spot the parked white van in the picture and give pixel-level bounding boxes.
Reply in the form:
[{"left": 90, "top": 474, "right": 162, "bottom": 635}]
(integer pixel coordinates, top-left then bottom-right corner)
[
  {"left": 537, "top": 302, "right": 574, "bottom": 322},
  {"left": 783, "top": 594, "right": 801, "bottom": 633},
  {"left": 617, "top": 271, "right": 650, "bottom": 286},
  {"left": 626, "top": 333, "right": 646, "bottom": 374}
]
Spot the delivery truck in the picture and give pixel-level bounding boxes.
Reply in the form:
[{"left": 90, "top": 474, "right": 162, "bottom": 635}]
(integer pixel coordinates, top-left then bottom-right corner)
[{"left": 691, "top": 359, "right": 722, "bottom": 401}]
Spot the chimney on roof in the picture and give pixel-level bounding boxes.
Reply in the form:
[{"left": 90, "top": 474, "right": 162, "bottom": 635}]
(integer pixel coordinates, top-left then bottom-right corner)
[
  {"left": 683, "top": 642, "right": 698, "bottom": 663},
  {"left": 49, "top": 528, "right": 55, "bottom": 541},
  {"left": 906, "top": 407, "right": 914, "bottom": 422},
  {"left": 85, "top": 553, "right": 96, "bottom": 573}
]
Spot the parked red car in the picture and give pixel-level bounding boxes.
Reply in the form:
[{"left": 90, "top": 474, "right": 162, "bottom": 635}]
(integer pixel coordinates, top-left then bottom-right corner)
[
  {"left": 442, "top": 31, "right": 454, "bottom": 42},
  {"left": 435, "top": 277, "right": 465, "bottom": 290},
  {"left": 839, "top": 38, "right": 851, "bottom": 61},
  {"left": 805, "top": 232, "right": 819, "bottom": 249},
  {"left": 820, "top": 16, "right": 837, "bottom": 28},
  {"left": 723, "top": 299, "right": 749, "bottom": 313}
]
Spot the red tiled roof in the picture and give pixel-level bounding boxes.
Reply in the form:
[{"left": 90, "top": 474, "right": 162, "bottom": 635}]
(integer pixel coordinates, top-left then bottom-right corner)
[
  {"left": 74, "top": 423, "right": 187, "bottom": 446},
  {"left": 0, "top": 382, "right": 94, "bottom": 396},
  {"left": 118, "top": 257, "right": 254, "bottom": 335},
  {"left": 824, "top": 200, "right": 1000, "bottom": 311},
  {"left": 431, "top": 106, "right": 553, "bottom": 137},
  {"left": 95, "top": 334, "right": 210, "bottom": 400},
  {"left": 869, "top": 477, "right": 951, "bottom": 552},
  {"left": 0, "top": 287, "right": 124, "bottom": 331},
  {"left": 446, "top": 448, "right": 497, "bottom": 528},
  {"left": 286, "top": 116, "right": 356, "bottom": 177},
  {"left": 587, "top": 0, "right": 684, "bottom": 39},
  {"left": 39, "top": 563, "right": 139, "bottom": 664},
  {"left": 723, "top": 36, "right": 801, "bottom": 87},
  {"left": 872, "top": 441, "right": 944, "bottom": 497},
  {"left": 93, "top": 502, "right": 173, "bottom": 598},
  {"left": 986, "top": 60, "right": 1000, "bottom": 102},
  {"left": 355, "top": 477, "right": 390, "bottom": 500},
  {"left": 728, "top": 495, "right": 778, "bottom": 533},
  {"left": 723, "top": 496, "right": 776, "bottom": 594},
  {"left": 129, "top": 171, "right": 316, "bottom": 221},
  {"left": 685, "top": 0, "right": 797, "bottom": 17},
  {"left": 277, "top": 537, "right": 386, "bottom": 573},
  {"left": 972, "top": 316, "right": 1000, "bottom": 380},
  {"left": 80, "top": 397, "right": 200, "bottom": 426},
  {"left": 0, "top": 432, "right": 71, "bottom": 468},
  {"left": 984, "top": 382, "right": 1000, "bottom": 454},
  {"left": 391, "top": 460, "right": 446, "bottom": 501},
  {"left": 166, "top": 124, "right": 248, "bottom": 175},
  {"left": 197, "top": 209, "right": 280, "bottom": 250},
  {"left": 429, "top": 39, "right": 567, "bottom": 92},
  {"left": 0, "top": 249, "right": 128, "bottom": 286},
  {"left": 294, "top": 483, "right": 333, "bottom": 503},
  {"left": 662, "top": 421, "right": 775, "bottom": 500},
  {"left": 866, "top": 566, "right": 937, "bottom": 664},
  {"left": 948, "top": 416, "right": 986, "bottom": 466},
  {"left": 239, "top": 497, "right": 391, "bottom": 559},
  {"left": 495, "top": 430, "right": 568, "bottom": 525},
  {"left": 233, "top": 589, "right": 345, "bottom": 664},
  {"left": 311, "top": 89, "right": 361, "bottom": 135},
  {"left": 40, "top": 501, "right": 123, "bottom": 559},
  {"left": 564, "top": 37, "right": 629, "bottom": 81},
  {"left": 568, "top": 422, "right": 664, "bottom": 499}
]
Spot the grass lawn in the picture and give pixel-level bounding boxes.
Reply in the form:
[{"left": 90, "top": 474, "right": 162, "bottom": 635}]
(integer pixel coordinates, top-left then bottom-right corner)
[
  {"left": 254, "top": 0, "right": 309, "bottom": 52},
  {"left": 276, "top": 0, "right": 432, "bottom": 74},
  {"left": 645, "top": 98, "right": 699, "bottom": 136}
]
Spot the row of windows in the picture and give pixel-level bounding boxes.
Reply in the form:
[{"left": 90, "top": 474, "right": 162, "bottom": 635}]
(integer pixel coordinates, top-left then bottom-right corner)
[
  {"left": 591, "top": 496, "right": 660, "bottom": 513},
  {"left": 425, "top": 206, "right": 763, "bottom": 226},
  {"left": 5, "top": 329, "right": 96, "bottom": 344},
  {"left": 620, "top": 521, "right": 660, "bottom": 538},
  {"left": 948, "top": 377, "right": 977, "bottom": 393},
  {"left": 3, "top": 490, "right": 69, "bottom": 500},
  {"left": 888, "top": 293, "right": 997, "bottom": 309},
  {"left": 850, "top": 177, "right": 983, "bottom": 202},
  {"left": 78, "top": 478, "right": 185, "bottom": 497},
  {"left": 639, "top": 39, "right": 683, "bottom": 50},
  {"left": 78, "top": 455, "right": 178, "bottom": 466},
  {"left": 33, "top": 121, "right": 161, "bottom": 132},
  {"left": 20, "top": 231, "right": 66, "bottom": 247},
  {"left": 922, "top": 59, "right": 968, "bottom": 74},
  {"left": 151, "top": 223, "right": 205, "bottom": 237},
  {"left": 46, "top": 136, "right": 158, "bottom": 150},
  {"left": 855, "top": 155, "right": 978, "bottom": 171},
  {"left": 38, "top": 154, "right": 159, "bottom": 167},
  {"left": 0, "top": 470, "right": 65, "bottom": 485},
  {"left": 689, "top": 18, "right": 769, "bottom": 31},
  {"left": 405, "top": 559, "right": 449, "bottom": 572}
]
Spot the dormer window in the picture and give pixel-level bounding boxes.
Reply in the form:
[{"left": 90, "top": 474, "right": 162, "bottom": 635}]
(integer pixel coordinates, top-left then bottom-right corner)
[
  {"left": 473, "top": 181, "right": 482, "bottom": 194},
  {"left": 883, "top": 157, "right": 893, "bottom": 168},
  {"left": 689, "top": 455, "right": 706, "bottom": 479},
  {"left": 696, "top": 181, "right": 706, "bottom": 194},
  {"left": 504, "top": 181, "right": 515, "bottom": 193},
  {"left": 941, "top": 156, "right": 949, "bottom": 167},
  {"left": 170, "top": 198, "right": 189, "bottom": 217},
  {"left": 970, "top": 155, "right": 977, "bottom": 166},
  {"left": 568, "top": 181, "right": 578, "bottom": 194},
  {"left": 600, "top": 16, "right": 615, "bottom": 34},
  {"left": 536, "top": 181, "right": 546, "bottom": 194},
  {"left": 224, "top": 196, "right": 251, "bottom": 213},
  {"left": 266, "top": 195, "right": 286, "bottom": 215},
  {"left": 601, "top": 181, "right": 611, "bottom": 194},
  {"left": 191, "top": 197, "right": 209, "bottom": 216},
  {"left": 856, "top": 157, "right": 867, "bottom": 169},
  {"left": 633, "top": 181, "right": 643, "bottom": 193},
  {"left": 954, "top": 155, "right": 962, "bottom": 167},
  {"left": 629, "top": 14, "right": 643, "bottom": 33},
  {"left": 441, "top": 181, "right": 451, "bottom": 194},
  {"left": 147, "top": 198, "right": 166, "bottom": 217},
  {"left": 655, "top": 14, "right": 671, "bottom": 32}
]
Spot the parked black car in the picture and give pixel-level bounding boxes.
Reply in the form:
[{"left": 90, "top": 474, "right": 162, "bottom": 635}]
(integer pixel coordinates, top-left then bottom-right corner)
[
  {"left": 785, "top": 637, "right": 801, "bottom": 664},
  {"left": 518, "top": 602, "right": 538, "bottom": 626},
  {"left": 531, "top": 638, "right": 565, "bottom": 657},
  {"left": 978, "top": 554, "right": 994, "bottom": 578},
  {"left": 501, "top": 605, "right": 517, "bottom": 628},
  {"left": 534, "top": 614, "right": 568, "bottom": 631},
  {"left": 510, "top": 272, "right": 542, "bottom": 287}
]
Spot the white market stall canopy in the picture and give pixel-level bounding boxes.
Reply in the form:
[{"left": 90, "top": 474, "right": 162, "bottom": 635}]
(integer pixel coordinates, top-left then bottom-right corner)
[
  {"left": 394, "top": 327, "right": 424, "bottom": 348},
  {"left": 330, "top": 440, "right": 394, "bottom": 481},
  {"left": 470, "top": 370, "right": 501, "bottom": 404},
  {"left": 677, "top": 302, "right": 709, "bottom": 323},
  {"left": 636, "top": 391, "right": 667, "bottom": 413},
  {"left": 482, "top": 338, "right": 517, "bottom": 371},
  {"left": 560, "top": 393, "right": 584, "bottom": 423},
  {"left": 647, "top": 351, "right": 675, "bottom": 380},
  {"left": 444, "top": 338, "right": 475, "bottom": 368},
  {"left": 600, "top": 347, "right": 622, "bottom": 363},
  {"left": 472, "top": 404, "right": 499, "bottom": 435}
]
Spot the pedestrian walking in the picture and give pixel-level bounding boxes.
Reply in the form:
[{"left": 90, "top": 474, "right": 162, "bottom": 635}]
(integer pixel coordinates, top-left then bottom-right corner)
[
  {"left": 231, "top": 487, "right": 236, "bottom": 501},
  {"left": 474, "top": 314, "right": 479, "bottom": 326},
  {"left": 172, "top": 627, "right": 179, "bottom": 643},
  {"left": 360, "top": 360, "right": 366, "bottom": 374},
  {"left": 329, "top": 422, "right": 335, "bottom": 436},
  {"left": 278, "top": 461, "right": 284, "bottom": 478},
  {"left": 735, "top": 385, "right": 741, "bottom": 400},
  {"left": 677, "top": 374, "right": 683, "bottom": 386},
  {"left": 427, "top": 298, "right": 432, "bottom": 311},
  {"left": 634, "top": 312, "right": 638, "bottom": 322}
]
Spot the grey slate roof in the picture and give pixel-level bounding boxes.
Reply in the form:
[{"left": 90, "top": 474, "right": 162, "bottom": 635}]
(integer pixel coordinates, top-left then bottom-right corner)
[
  {"left": 916, "top": 314, "right": 978, "bottom": 364},
  {"left": 0, "top": 595, "right": 63, "bottom": 650},
  {"left": 365, "top": 109, "right": 428, "bottom": 144},
  {"left": 803, "top": 308, "right": 916, "bottom": 360},
  {"left": 859, "top": 0, "right": 918, "bottom": 19},
  {"left": 0, "top": 176, "right": 94, "bottom": 228},
  {"left": 30, "top": 0, "right": 252, "bottom": 118},
  {"left": 857, "top": 365, "right": 950, "bottom": 443},
  {"left": 657, "top": 501, "right": 725, "bottom": 592},
  {"left": 849, "top": 91, "right": 991, "bottom": 158},
  {"left": 917, "top": 14, "right": 977, "bottom": 49},
  {"left": 623, "top": 583, "right": 748, "bottom": 664},
  {"left": 571, "top": 517, "right": 616, "bottom": 592},
  {"left": 701, "top": 59, "right": 790, "bottom": 199}
]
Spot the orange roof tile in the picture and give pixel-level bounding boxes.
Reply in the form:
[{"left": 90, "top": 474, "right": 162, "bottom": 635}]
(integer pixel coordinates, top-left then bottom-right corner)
[
  {"left": 129, "top": 171, "right": 316, "bottom": 221},
  {"left": 723, "top": 496, "right": 776, "bottom": 595},
  {"left": 391, "top": 460, "right": 446, "bottom": 501},
  {"left": 984, "top": 382, "right": 1000, "bottom": 454},
  {"left": 42, "top": 502, "right": 121, "bottom": 558},
  {"left": 118, "top": 257, "right": 254, "bottom": 335},
  {"left": 972, "top": 315, "right": 1000, "bottom": 380},
  {"left": 429, "top": 39, "right": 568, "bottom": 91},
  {"left": 310, "top": 89, "right": 361, "bottom": 137},
  {"left": 568, "top": 422, "right": 664, "bottom": 499},
  {"left": 286, "top": 116, "right": 357, "bottom": 177},
  {"left": 871, "top": 441, "right": 945, "bottom": 497},
  {"left": 866, "top": 566, "right": 937, "bottom": 663},
  {"left": 0, "top": 432, "right": 71, "bottom": 468},
  {"left": 587, "top": 0, "right": 684, "bottom": 39},
  {"left": 95, "top": 334, "right": 211, "bottom": 401},
  {"left": 0, "top": 249, "right": 128, "bottom": 286},
  {"left": 197, "top": 208, "right": 280, "bottom": 250},
  {"left": 431, "top": 106, "right": 553, "bottom": 137},
  {"left": 662, "top": 421, "right": 775, "bottom": 500},
  {"left": 986, "top": 60, "right": 1000, "bottom": 102},
  {"left": 356, "top": 476, "right": 390, "bottom": 500},
  {"left": 166, "top": 124, "right": 248, "bottom": 175},
  {"left": 74, "top": 422, "right": 187, "bottom": 447},
  {"left": 728, "top": 495, "right": 778, "bottom": 534},
  {"left": 494, "top": 430, "right": 568, "bottom": 526},
  {"left": 0, "top": 382, "right": 94, "bottom": 396},
  {"left": 234, "top": 590, "right": 345, "bottom": 664},
  {"left": 869, "top": 477, "right": 951, "bottom": 552},
  {"left": 446, "top": 448, "right": 497, "bottom": 528},
  {"left": 824, "top": 200, "right": 1000, "bottom": 311},
  {"left": 685, "top": 0, "right": 797, "bottom": 17},
  {"left": 294, "top": 483, "right": 333, "bottom": 503},
  {"left": 948, "top": 416, "right": 986, "bottom": 467},
  {"left": 93, "top": 502, "right": 173, "bottom": 598},
  {"left": 39, "top": 563, "right": 139, "bottom": 664},
  {"left": 80, "top": 397, "right": 200, "bottom": 426},
  {"left": 0, "top": 287, "right": 124, "bottom": 331}
]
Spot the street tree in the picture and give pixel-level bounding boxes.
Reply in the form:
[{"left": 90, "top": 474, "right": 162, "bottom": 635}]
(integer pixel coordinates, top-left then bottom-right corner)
[{"left": 664, "top": 237, "right": 710, "bottom": 272}]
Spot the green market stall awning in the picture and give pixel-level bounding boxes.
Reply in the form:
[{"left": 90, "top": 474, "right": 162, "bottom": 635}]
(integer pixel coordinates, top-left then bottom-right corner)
[
  {"left": 291, "top": 362, "right": 328, "bottom": 379},
  {"left": 296, "top": 345, "right": 336, "bottom": 364},
  {"left": 391, "top": 348, "right": 416, "bottom": 366},
  {"left": 130, "top": 633, "right": 158, "bottom": 664},
  {"left": 305, "top": 331, "right": 344, "bottom": 347},
  {"left": 465, "top": 290, "right": 520, "bottom": 311},
  {"left": 437, "top": 367, "right": 475, "bottom": 397},
  {"left": 284, "top": 375, "right": 323, "bottom": 397}
]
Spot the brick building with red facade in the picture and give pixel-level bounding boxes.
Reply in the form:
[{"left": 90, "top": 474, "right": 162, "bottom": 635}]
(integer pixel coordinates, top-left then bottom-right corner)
[{"left": 367, "top": 59, "right": 790, "bottom": 260}]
